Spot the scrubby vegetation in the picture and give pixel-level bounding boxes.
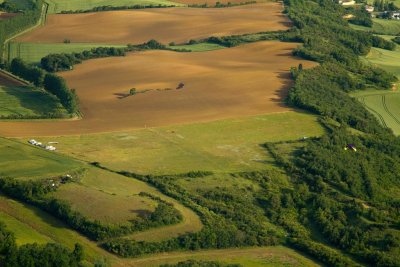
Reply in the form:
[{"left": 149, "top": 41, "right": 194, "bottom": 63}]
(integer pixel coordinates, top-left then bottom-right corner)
[
  {"left": 0, "top": 176, "right": 182, "bottom": 241},
  {"left": 0, "top": 221, "right": 84, "bottom": 266}
]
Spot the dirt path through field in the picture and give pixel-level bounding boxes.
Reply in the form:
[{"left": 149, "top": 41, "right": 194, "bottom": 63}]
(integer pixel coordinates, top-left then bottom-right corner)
[
  {"left": 0, "top": 42, "right": 315, "bottom": 137},
  {"left": 0, "top": 71, "right": 26, "bottom": 86},
  {"left": 17, "top": 3, "right": 290, "bottom": 44}
]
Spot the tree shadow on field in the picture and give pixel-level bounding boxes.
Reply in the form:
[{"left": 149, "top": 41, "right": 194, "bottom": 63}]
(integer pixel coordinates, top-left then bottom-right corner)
[
  {"left": 130, "top": 209, "right": 152, "bottom": 219},
  {"left": 114, "top": 93, "right": 130, "bottom": 99},
  {"left": 3, "top": 86, "right": 61, "bottom": 114},
  {"left": 269, "top": 71, "right": 295, "bottom": 109}
]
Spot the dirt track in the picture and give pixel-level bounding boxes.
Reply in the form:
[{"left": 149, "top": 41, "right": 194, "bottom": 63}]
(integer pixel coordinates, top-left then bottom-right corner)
[
  {"left": 0, "top": 12, "right": 17, "bottom": 20},
  {"left": 0, "top": 71, "right": 25, "bottom": 87},
  {"left": 17, "top": 3, "right": 290, "bottom": 44},
  {"left": 0, "top": 42, "right": 315, "bottom": 137}
]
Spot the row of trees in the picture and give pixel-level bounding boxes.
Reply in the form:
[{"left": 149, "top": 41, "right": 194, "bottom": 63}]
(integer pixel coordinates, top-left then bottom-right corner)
[
  {"left": 9, "top": 58, "right": 79, "bottom": 114},
  {"left": 0, "top": 221, "right": 84, "bottom": 267},
  {"left": 41, "top": 47, "right": 126, "bottom": 72}
]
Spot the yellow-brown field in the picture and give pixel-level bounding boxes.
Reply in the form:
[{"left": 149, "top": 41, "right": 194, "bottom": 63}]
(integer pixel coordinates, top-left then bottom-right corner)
[
  {"left": 17, "top": 3, "right": 289, "bottom": 44},
  {"left": 0, "top": 41, "right": 315, "bottom": 137}
]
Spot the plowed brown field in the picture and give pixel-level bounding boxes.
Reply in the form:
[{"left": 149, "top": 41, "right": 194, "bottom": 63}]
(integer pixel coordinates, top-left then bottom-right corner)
[
  {"left": 17, "top": 3, "right": 290, "bottom": 44},
  {"left": 0, "top": 42, "right": 315, "bottom": 137}
]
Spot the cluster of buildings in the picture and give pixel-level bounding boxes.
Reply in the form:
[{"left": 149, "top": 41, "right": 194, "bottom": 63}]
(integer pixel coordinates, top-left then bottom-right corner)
[{"left": 28, "top": 139, "right": 57, "bottom": 151}]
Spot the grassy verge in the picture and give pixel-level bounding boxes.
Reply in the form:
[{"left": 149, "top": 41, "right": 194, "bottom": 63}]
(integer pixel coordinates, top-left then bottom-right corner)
[{"left": 34, "top": 112, "right": 323, "bottom": 175}]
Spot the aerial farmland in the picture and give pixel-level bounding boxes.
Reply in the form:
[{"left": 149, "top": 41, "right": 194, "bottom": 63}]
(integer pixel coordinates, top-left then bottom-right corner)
[{"left": 1, "top": 0, "right": 400, "bottom": 266}]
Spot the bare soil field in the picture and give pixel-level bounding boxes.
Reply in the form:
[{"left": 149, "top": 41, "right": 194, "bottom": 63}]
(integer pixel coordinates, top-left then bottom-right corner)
[
  {"left": 174, "top": 0, "right": 261, "bottom": 5},
  {"left": 0, "top": 12, "right": 17, "bottom": 20},
  {"left": 17, "top": 3, "right": 290, "bottom": 44},
  {"left": 0, "top": 71, "right": 25, "bottom": 86},
  {"left": 0, "top": 42, "right": 315, "bottom": 137}
]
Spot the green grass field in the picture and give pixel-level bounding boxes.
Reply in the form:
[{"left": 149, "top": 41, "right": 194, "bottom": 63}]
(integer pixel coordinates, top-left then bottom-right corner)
[
  {"left": 352, "top": 90, "right": 400, "bottom": 134},
  {"left": 0, "top": 211, "right": 52, "bottom": 246},
  {"left": 36, "top": 112, "right": 323, "bottom": 175},
  {"left": 124, "top": 246, "right": 321, "bottom": 267},
  {"left": 350, "top": 18, "right": 400, "bottom": 35},
  {"left": 0, "top": 194, "right": 116, "bottom": 263},
  {"left": 0, "top": 137, "right": 82, "bottom": 179},
  {"left": 8, "top": 42, "right": 127, "bottom": 64},
  {"left": 45, "top": 0, "right": 183, "bottom": 13},
  {"left": 51, "top": 167, "right": 158, "bottom": 225},
  {"left": 169, "top": 42, "right": 225, "bottom": 52},
  {"left": 6, "top": 0, "right": 33, "bottom": 9},
  {"left": 0, "top": 85, "right": 69, "bottom": 118}
]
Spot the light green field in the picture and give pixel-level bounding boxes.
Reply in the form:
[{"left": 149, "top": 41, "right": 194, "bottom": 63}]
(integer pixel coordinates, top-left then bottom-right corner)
[
  {"left": 353, "top": 90, "right": 400, "bottom": 134},
  {"left": 169, "top": 43, "right": 225, "bottom": 52},
  {"left": 0, "top": 137, "right": 82, "bottom": 179},
  {"left": 45, "top": 0, "right": 183, "bottom": 13},
  {"left": 124, "top": 246, "right": 321, "bottom": 267},
  {"left": 351, "top": 18, "right": 400, "bottom": 35},
  {"left": 0, "top": 85, "right": 69, "bottom": 118},
  {"left": 0, "top": 135, "right": 202, "bottom": 238},
  {"left": 51, "top": 167, "right": 158, "bottom": 225},
  {"left": 0, "top": 211, "right": 52, "bottom": 246},
  {"left": 364, "top": 47, "right": 400, "bottom": 78},
  {"left": 0, "top": 194, "right": 116, "bottom": 264},
  {"left": 8, "top": 42, "right": 127, "bottom": 64},
  {"left": 36, "top": 112, "right": 323, "bottom": 175}
]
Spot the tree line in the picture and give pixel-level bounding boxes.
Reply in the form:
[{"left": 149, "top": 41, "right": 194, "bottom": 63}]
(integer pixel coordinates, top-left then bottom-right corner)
[
  {"left": 9, "top": 58, "right": 79, "bottom": 114},
  {"left": 0, "top": 221, "right": 84, "bottom": 267}
]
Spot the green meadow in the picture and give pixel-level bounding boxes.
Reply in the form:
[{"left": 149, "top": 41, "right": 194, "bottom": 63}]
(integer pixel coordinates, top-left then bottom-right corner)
[
  {"left": 350, "top": 18, "right": 400, "bottom": 35},
  {"left": 0, "top": 137, "right": 82, "bottom": 179},
  {"left": 0, "top": 85, "right": 68, "bottom": 118},
  {"left": 36, "top": 112, "right": 324, "bottom": 175},
  {"left": 45, "top": 0, "right": 183, "bottom": 13}
]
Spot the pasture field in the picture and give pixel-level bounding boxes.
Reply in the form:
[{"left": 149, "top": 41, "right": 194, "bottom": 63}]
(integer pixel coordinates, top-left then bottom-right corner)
[
  {"left": 352, "top": 90, "right": 400, "bottom": 135},
  {"left": 52, "top": 167, "right": 203, "bottom": 237},
  {"left": 0, "top": 85, "right": 69, "bottom": 118},
  {"left": 34, "top": 112, "right": 323, "bottom": 175},
  {"left": 17, "top": 3, "right": 289, "bottom": 45},
  {"left": 363, "top": 47, "right": 400, "bottom": 78},
  {"left": 0, "top": 194, "right": 117, "bottom": 263},
  {"left": 8, "top": 41, "right": 127, "bottom": 64},
  {"left": 0, "top": 137, "right": 82, "bottom": 179},
  {"left": 45, "top": 0, "right": 182, "bottom": 14},
  {"left": 168, "top": 42, "right": 224, "bottom": 52},
  {"left": 0, "top": 211, "right": 52, "bottom": 246},
  {"left": 0, "top": 42, "right": 317, "bottom": 137},
  {"left": 351, "top": 18, "right": 400, "bottom": 35},
  {"left": 123, "top": 246, "right": 321, "bottom": 267}
]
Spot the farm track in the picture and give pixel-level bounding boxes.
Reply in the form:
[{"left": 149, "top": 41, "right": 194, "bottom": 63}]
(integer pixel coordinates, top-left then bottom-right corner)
[
  {"left": 381, "top": 94, "right": 400, "bottom": 126},
  {"left": 358, "top": 96, "right": 388, "bottom": 127}
]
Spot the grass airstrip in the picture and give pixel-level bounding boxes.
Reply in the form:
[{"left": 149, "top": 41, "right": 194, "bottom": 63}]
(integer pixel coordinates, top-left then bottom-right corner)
[{"left": 16, "top": 3, "right": 289, "bottom": 45}]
